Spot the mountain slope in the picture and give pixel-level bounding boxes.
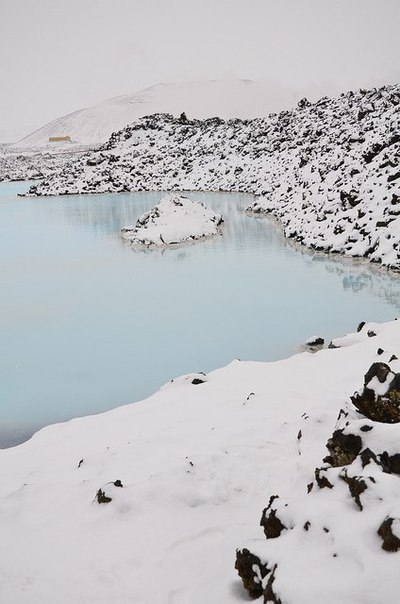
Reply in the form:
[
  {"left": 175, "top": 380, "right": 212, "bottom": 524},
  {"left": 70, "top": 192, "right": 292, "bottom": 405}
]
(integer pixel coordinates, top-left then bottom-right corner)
[{"left": 15, "top": 79, "right": 298, "bottom": 147}]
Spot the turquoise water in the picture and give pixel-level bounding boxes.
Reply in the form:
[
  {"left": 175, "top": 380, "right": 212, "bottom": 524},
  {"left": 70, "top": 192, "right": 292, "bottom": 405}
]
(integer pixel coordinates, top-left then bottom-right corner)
[{"left": 1, "top": 181, "right": 400, "bottom": 446}]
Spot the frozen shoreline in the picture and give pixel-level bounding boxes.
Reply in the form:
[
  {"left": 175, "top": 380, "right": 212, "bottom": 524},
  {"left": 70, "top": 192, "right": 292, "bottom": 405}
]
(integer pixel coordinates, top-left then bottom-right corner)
[{"left": 1, "top": 319, "right": 400, "bottom": 603}]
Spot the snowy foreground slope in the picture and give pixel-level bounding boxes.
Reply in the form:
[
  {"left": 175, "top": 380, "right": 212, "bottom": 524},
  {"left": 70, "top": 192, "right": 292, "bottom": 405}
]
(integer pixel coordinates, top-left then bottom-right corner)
[
  {"left": 15, "top": 79, "right": 297, "bottom": 147},
  {"left": 1, "top": 320, "right": 400, "bottom": 603},
  {"left": 121, "top": 193, "right": 223, "bottom": 246},
  {"left": 28, "top": 84, "right": 400, "bottom": 268}
]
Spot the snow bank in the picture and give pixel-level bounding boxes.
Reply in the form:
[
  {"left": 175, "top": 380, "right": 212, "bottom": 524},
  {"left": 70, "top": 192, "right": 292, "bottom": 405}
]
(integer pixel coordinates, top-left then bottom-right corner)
[
  {"left": 1, "top": 319, "right": 400, "bottom": 603},
  {"left": 25, "top": 84, "right": 400, "bottom": 268},
  {"left": 120, "top": 193, "right": 223, "bottom": 246}
]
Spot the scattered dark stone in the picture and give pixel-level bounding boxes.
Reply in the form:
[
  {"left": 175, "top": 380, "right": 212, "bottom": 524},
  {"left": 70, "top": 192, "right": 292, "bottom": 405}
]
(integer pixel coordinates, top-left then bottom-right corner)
[
  {"left": 323, "top": 527, "right": 330, "bottom": 533},
  {"left": 357, "top": 321, "right": 366, "bottom": 332},
  {"left": 378, "top": 517, "right": 400, "bottom": 552},
  {"left": 326, "top": 430, "right": 362, "bottom": 466},
  {"left": 352, "top": 363, "right": 400, "bottom": 423},
  {"left": 260, "top": 496, "right": 286, "bottom": 539},
  {"left": 96, "top": 489, "right": 112, "bottom": 504},
  {"left": 363, "top": 142, "right": 385, "bottom": 163},
  {"left": 389, "top": 355, "right": 398, "bottom": 362},
  {"left": 235, "top": 548, "right": 269, "bottom": 599},
  {"left": 297, "top": 97, "right": 311, "bottom": 109},
  {"left": 360, "top": 425, "right": 373, "bottom": 432},
  {"left": 304, "top": 521, "right": 311, "bottom": 531},
  {"left": 340, "top": 190, "right": 360, "bottom": 208},
  {"left": 263, "top": 565, "right": 282, "bottom": 604},
  {"left": 191, "top": 378, "right": 205, "bottom": 385},
  {"left": 297, "top": 430, "right": 302, "bottom": 441},
  {"left": 377, "top": 348, "right": 384, "bottom": 355},
  {"left": 380, "top": 452, "right": 400, "bottom": 475},
  {"left": 363, "top": 362, "right": 391, "bottom": 386},
  {"left": 360, "top": 447, "right": 378, "bottom": 468},
  {"left": 367, "top": 330, "right": 376, "bottom": 337},
  {"left": 78, "top": 459, "right": 84, "bottom": 468},
  {"left": 340, "top": 471, "right": 368, "bottom": 510},
  {"left": 305, "top": 337, "right": 324, "bottom": 347},
  {"left": 307, "top": 482, "right": 314, "bottom": 494},
  {"left": 388, "top": 171, "right": 400, "bottom": 183},
  {"left": 328, "top": 341, "right": 340, "bottom": 349},
  {"left": 315, "top": 467, "right": 334, "bottom": 489},
  {"left": 113, "top": 480, "right": 123, "bottom": 487}
]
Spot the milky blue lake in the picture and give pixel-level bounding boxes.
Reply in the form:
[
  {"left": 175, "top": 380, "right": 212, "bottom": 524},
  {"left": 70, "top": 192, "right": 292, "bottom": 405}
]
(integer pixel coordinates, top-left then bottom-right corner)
[{"left": 1, "top": 180, "right": 399, "bottom": 447}]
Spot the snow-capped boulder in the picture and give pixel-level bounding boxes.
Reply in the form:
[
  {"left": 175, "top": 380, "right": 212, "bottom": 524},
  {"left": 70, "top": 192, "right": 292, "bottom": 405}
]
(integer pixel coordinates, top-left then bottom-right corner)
[{"left": 120, "top": 193, "right": 223, "bottom": 246}]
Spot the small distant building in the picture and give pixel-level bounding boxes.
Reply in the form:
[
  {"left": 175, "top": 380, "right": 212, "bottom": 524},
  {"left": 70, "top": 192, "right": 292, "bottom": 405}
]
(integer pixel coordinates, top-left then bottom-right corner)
[{"left": 49, "top": 135, "right": 71, "bottom": 142}]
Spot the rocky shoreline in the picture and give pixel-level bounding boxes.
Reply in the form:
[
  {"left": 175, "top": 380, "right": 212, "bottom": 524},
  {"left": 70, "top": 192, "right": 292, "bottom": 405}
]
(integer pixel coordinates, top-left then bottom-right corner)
[{"left": 21, "top": 83, "right": 400, "bottom": 269}]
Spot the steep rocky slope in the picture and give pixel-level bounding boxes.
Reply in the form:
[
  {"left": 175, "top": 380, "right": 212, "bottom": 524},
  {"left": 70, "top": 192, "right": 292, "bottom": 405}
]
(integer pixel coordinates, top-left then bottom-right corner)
[{"left": 27, "top": 84, "right": 400, "bottom": 268}]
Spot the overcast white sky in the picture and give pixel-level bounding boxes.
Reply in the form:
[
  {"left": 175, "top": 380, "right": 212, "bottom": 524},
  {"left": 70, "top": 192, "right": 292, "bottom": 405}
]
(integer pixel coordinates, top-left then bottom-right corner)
[{"left": 1, "top": 0, "right": 399, "bottom": 141}]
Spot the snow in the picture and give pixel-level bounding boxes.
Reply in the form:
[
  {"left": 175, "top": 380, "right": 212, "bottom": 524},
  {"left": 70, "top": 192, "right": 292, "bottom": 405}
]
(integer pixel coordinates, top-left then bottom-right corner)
[
  {"left": 1, "top": 319, "right": 400, "bottom": 603},
  {"left": 120, "top": 193, "right": 223, "bottom": 246},
  {"left": 24, "top": 83, "right": 400, "bottom": 269},
  {"left": 2, "top": 80, "right": 400, "bottom": 602}
]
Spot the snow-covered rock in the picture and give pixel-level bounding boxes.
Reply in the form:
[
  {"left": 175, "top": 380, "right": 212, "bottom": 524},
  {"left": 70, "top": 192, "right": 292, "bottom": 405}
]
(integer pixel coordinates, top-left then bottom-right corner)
[
  {"left": 25, "top": 83, "right": 400, "bottom": 268},
  {"left": 1, "top": 319, "right": 400, "bottom": 603},
  {"left": 120, "top": 193, "right": 223, "bottom": 246}
]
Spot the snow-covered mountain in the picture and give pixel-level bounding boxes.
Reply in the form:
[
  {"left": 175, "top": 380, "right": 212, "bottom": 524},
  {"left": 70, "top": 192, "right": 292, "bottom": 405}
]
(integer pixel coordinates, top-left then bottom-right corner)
[
  {"left": 15, "top": 79, "right": 298, "bottom": 147},
  {"left": 27, "top": 83, "right": 400, "bottom": 269}
]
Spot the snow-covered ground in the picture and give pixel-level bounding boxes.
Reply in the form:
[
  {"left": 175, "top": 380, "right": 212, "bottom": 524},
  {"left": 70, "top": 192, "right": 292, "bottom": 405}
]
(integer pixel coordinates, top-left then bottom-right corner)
[
  {"left": 14, "top": 79, "right": 298, "bottom": 148},
  {"left": 121, "top": 193, "right": 223, "bottom": 246},
  {"left": 0, "top": 144, "right": 93, "bottom": 183},
  {"left": 25, "top": 84, "right": 400, "bottom": 268},
  {"left": 1, "top": 319, "right": 400, "bottom": 603}
]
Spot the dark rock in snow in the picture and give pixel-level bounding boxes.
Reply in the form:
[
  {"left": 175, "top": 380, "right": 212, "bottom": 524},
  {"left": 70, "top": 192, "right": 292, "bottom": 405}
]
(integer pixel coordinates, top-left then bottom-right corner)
[
  {"left": 325, "top": 430, "right": 362, "bottom": 466},
  {"left": 378, "top": 517, "right": 400, "bottom": 552},
  {"left": 352, "top": 363, "right": 400, "bottom": 423},
  {"left": 235, "top": 548, "right": 269, "bottom": 599},
  {"left": 260, "top": 495, "right": 286, "bottom": 539}
]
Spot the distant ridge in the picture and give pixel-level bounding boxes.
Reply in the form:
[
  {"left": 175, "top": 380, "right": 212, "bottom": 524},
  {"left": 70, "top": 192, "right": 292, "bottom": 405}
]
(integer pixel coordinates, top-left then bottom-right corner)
[{"left": 15, "top": 79, "right": 298, "bottom": 147}]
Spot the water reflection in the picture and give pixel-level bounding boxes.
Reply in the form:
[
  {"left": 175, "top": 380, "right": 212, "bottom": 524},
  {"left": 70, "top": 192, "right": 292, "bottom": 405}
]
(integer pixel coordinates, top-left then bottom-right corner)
[{"left": 1, "top": 183, "right": 400, "bottom": 448}]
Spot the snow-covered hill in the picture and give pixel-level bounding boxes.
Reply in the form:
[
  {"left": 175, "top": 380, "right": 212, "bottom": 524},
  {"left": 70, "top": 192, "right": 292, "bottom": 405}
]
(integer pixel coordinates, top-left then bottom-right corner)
[
  {"left": 1, "top": 320, "right": 400, "bottom": 603},
  {"left": 15, "top": 79, "right": 297, "bottom": 147},
  {"left": 27, "top": 83, "right": 400, "bottom": 269}
]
